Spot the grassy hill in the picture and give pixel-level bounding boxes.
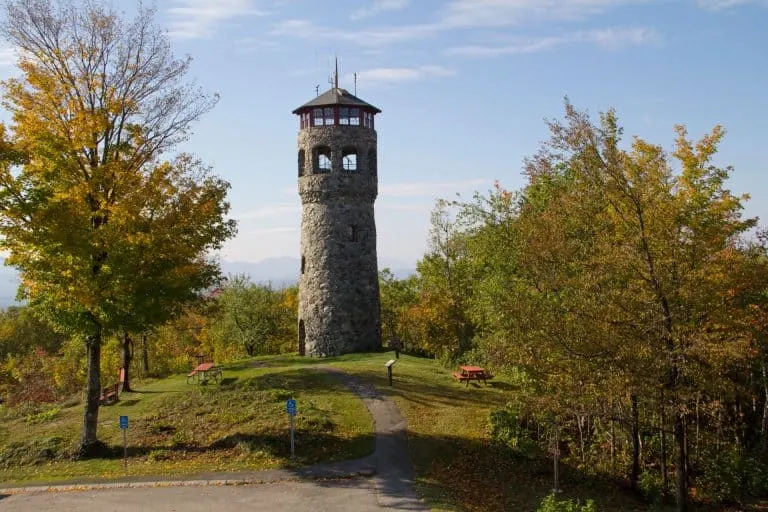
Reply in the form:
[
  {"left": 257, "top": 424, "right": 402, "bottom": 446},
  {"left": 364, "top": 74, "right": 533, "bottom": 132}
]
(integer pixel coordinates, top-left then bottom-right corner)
[{"left": 0, "top": 353, "right": 677, "bottom": 511}]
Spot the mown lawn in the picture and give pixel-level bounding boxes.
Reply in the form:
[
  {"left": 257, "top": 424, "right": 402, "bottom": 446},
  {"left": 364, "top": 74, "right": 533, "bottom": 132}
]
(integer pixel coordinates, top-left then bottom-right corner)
[
  {"left": 0, "top": 358, "right": 372, "bottom": 484},
  {"left": 326, "top": 353, "right": 668, "bottom": 512},
  {"left": 1, "top": 352, "right": 749, "bottom": 511}
]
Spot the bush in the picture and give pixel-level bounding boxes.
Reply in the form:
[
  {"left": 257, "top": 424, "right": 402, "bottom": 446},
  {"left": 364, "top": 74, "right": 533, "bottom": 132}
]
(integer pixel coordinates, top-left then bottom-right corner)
[
  {"left": 25, "top": 406, "right": 60, "bottom": 424},
  {"left": 537, "top": 493, "right": 597, "bottom": 512},
  {"left": 638, "top": 469, "right": 668, "bottom": 506},
  {"left": 489, "top": 403, "right": 538, "bottom": 456},
  {"left": 696, "top": 446, "right": 768, "bottom": 504}
]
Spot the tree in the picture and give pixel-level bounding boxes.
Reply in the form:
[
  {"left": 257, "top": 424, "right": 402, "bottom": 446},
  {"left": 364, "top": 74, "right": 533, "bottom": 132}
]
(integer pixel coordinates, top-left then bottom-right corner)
[
  {"left": 453, "top": 101, "right": 765, "bottom": 510},
  {"left": 378, "top": 268, "right": 418, "bottom": 348},
  {"left": 214, "top": 276, "right": 296, "bottom": 356},
  {"left": 108, "top": 154, "right": 235, "bottom": 391},
  {"left": 0, "top": 0, "right": 231, "bottom": 455},
  {"left": 412, "top": 201, "right": 476, "bottom": 360}
]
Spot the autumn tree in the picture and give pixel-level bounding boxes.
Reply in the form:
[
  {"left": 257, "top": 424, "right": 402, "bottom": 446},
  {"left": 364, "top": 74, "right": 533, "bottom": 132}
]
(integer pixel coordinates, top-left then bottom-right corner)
[
  {"left": 212, "top": 276, "right": 297, "bottom": 356},
  {"left": 453, "top": 101, "right": 766, "bottom": 510},
  {"left": 0, "top": 0, "right": 232, "bottom": 455}
]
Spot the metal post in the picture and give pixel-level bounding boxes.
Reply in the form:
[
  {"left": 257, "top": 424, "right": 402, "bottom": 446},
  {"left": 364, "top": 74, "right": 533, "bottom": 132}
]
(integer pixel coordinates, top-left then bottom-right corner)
[
  {"left": 123, "top": 429, "right": 127, "bottom": 471},
  {"left": 289, "top": 415, "right": 295, "bottom": 459},
  {"left": 387, "top": 365, "right": 393, "bottom": 386}
]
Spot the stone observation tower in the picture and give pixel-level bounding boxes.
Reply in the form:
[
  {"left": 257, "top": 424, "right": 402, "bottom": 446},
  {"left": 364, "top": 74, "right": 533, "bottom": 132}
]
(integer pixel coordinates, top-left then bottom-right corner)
[{"left": 292, "top": 68, "right": 382, "bottom": 357}]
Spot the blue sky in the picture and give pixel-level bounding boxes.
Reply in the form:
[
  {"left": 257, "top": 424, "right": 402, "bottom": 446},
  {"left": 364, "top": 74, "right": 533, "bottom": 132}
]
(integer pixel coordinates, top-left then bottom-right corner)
[{"left": 6, "top": 0, "right": 768, "bottom": 269}]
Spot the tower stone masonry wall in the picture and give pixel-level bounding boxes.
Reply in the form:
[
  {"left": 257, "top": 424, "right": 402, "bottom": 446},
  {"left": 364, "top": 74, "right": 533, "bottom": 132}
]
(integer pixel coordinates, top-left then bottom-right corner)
[{"left": 298, "top": 124, "right": 381, "bottom": 356}]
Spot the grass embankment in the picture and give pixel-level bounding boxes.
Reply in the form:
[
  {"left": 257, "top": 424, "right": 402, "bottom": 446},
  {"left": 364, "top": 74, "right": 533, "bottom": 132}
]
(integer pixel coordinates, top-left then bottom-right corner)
[{"left": 0, "top": 358, "right": 372, "bottom": 483}]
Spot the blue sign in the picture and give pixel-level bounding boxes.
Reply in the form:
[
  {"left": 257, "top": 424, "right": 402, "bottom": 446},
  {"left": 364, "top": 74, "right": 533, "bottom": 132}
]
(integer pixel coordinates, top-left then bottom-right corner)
[
  {"left": 286, "top": 399, "right": 297, "bottom": 416},
  {"left": 119, "top": 415, "right": 129, "bottom": 429}
]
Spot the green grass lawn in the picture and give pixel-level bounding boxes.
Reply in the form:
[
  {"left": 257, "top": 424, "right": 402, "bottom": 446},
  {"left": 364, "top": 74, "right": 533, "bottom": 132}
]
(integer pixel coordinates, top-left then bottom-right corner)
[
  {"left": 1, "top": 352, "right": 738, "bottom": 511},
  {"left": 0, "top": 358, "right": 372, "bottom": 484},
  {"left": 324, "top": 353, "right": 670, "bottom": 512}
]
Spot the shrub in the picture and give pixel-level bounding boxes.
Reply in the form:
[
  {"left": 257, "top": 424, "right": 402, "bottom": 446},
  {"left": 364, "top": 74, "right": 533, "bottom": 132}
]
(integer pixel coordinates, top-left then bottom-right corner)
[
  {"left": 638, "top": 469, "right": 668, "bottom": 506},
  {"left": 696, "top": 446, "right": 768, "bottom": 504},
  {"left": 489, "top": 403, "right": 538, "bottom": 456},
  {"left": 25, "top": 406, "right": 60, "bottom": 424},
  {"left": 537, "top": 493, "right": 597, "bottom": 512}
]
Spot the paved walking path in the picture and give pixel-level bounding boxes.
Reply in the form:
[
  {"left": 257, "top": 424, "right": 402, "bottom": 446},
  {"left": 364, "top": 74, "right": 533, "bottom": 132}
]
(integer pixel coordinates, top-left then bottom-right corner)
[{"left": 0, "top": 369, "right": 428, "bottom": 511}]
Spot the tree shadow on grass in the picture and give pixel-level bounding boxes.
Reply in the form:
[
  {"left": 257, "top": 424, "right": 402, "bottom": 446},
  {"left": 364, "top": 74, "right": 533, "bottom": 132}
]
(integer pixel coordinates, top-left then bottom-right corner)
[
  {"left": 219, "top": 377, "right": 238, "bottom": 387},
  {"left": 116, "top": 399, "right": 140, "bottom": 407}
]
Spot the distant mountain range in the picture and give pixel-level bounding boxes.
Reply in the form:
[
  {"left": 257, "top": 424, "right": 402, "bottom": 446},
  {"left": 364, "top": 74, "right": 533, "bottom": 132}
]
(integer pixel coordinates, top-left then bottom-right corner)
[{"left": 0, "top": 257, "right": 415, "bottom": 309}]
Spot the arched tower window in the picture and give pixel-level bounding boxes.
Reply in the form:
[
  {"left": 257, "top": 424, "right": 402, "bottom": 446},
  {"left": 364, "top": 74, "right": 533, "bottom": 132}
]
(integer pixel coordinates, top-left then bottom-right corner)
[
  {"left": 313, "top": 146, "right": 332, "bottom": 173},
  {"left": 298, "top": 149, "right": 305, "bottom": 177},
  {"left": 368, "top": 148, "right": 377, "bottom": 176},
  {"left": 342, "top": 147, "right": 358, "bottom": 172}
]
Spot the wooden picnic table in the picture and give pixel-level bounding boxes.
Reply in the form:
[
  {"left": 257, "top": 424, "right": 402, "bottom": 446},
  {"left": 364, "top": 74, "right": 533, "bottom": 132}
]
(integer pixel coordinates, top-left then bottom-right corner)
[
  {"left": 453, "top": 365, "right": 494, "bottom": 386},
  {"left": 186, "top": 362, "right": 222, "bottom": 384}
]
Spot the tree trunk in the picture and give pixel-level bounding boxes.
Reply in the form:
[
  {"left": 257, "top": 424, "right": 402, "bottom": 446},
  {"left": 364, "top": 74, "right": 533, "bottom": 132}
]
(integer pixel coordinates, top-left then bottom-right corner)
[
  {"left": 761, "top": 363, "right": 768, "bottom": 460},
  {"left": 674, "top": 411, "right": 688, "bottom": 512},
  {"left": 631, "top": 393, "right": 641, "bottom": 492},
  {"left": 142, "top": 333, "right": 150, "bottom": 376},
  {"left": 120, "top": 331, "right": 133, "bottom": 392},
  {"left": 80, "top": 330, "right": 102, "bottom": 457}
]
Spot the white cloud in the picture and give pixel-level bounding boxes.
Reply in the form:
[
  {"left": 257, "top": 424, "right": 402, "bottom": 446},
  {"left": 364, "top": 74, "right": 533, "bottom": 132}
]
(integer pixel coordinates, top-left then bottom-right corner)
[
  {"left": 269, "top": 19, "right": 439, "bottom": 46},
  {"left": 697, "top": 0, "right": 766, "bottom": 9},
  {"left": 234, "top": 203, "right": 298, "bottom": 220},
  {"left": 448, "top": 26, "right": 659, "bottom": 57},
  {"left": 441, "top": 0, "right": 649, "bottom": 28},
  {"left": 245, "top": 226, "right": 298, "bottom": 236},
  {"left": 167, "top": 0, "right": 268, "bottom": 40},
  {"left": 351, "top": 0, "right": 410, "bottom": 20},
  {"left": 352, "top": 65, "right": 455, "bottom": 86},
  {"left": 381, "top": 179, "right": 488, "bottom": 197},
  {"left": 269, "top": 0, "right": 650, "bottom": 49}
]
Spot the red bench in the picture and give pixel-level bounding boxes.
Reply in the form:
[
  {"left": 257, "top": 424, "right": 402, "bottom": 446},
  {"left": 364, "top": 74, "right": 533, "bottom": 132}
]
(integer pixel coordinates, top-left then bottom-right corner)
[
  {"left": 100, "top": 382, "right": 119, "bottom": 404},
  {"left": 453, "top": 366, "right": 494, "bottom": 386}
]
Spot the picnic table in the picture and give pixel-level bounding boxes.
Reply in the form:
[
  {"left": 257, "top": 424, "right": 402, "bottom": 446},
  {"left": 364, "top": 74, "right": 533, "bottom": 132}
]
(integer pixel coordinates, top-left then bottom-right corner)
[
  {"left": 186, "top": 362, "right": 223, "bottom": 384},
  {"left": 452, "top": 365, "right": 494, "bottom": 386}
]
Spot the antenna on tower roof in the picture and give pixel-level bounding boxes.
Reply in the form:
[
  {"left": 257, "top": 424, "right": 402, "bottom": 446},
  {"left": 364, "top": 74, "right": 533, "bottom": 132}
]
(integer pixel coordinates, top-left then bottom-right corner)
[
  {"left": 315, "top": 84, "right": 320, "bottom": 96},
  {"left": 334, "top": 56, "right": 339, "bottom": 89},
  {"left": 354, "top": 72, "right": 357, "bottom": 96}
]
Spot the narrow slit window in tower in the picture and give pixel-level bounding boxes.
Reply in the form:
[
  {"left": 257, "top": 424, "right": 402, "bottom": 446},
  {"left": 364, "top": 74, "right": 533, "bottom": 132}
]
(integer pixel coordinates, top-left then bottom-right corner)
[
  {"left": 368, "top": 148, "right": 377, "bottom": 176},
  {"left": 301, "top": 255, "right": 306, "bottom": 274},
  {"left": 348, "top": 224, "right": 358, "bottom": 242},
  {"left": 298, "top": 320, "right": 306, "bottom": 356},
  {"left": 314, "top": 146, "right": 332, "bottom": 173},
  {"left": 298, "top": 149, "right": 305, "bottom": 177},
  {"left": 342, "top": 148, "right": 358, "bottom": 172}
]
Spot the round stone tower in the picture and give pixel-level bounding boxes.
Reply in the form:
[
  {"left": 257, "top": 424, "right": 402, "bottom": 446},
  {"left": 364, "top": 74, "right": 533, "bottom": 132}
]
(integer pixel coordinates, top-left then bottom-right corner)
[{"left": 292, "top": 81, "right": 382, "bottom": 357}]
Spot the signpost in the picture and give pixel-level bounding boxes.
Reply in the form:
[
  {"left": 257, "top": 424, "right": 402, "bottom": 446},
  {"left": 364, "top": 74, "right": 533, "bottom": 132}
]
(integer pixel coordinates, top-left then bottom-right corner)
[
  {"left": 119, "top": 415, "right": 129, "bottom": 471},
  {"left": 385, "top": 359, "right": 396, "bottom": 386},
  {"left": 286, "top": 399, "right": 297, "bottom": 459}
]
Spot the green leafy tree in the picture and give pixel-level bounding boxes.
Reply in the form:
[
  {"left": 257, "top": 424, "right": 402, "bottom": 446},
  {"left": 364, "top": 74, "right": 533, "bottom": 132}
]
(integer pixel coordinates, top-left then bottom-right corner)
[
  {"left": 0, "top": 0, "right": 231, "bottom": 455},
  {"left": 213, "top": 276, "right": 296, "bottom": 356}
]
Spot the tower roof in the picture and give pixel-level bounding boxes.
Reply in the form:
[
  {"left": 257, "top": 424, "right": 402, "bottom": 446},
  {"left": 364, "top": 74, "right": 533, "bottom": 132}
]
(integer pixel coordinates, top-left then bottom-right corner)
[{"left": 292, "top": 87, "right": 381, "bottom": 114}]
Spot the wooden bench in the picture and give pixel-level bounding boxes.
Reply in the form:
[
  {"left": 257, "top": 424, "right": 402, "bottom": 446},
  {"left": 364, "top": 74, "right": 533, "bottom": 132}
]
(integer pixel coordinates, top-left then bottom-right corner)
[
  {"left": 100, "top": 382, "right": 119, "bottom": 405},
  {"left": 453, "top": 366, "right": 495, "bottom": 386},
  {"left": 452, "top": 371, "right": 469, "bottom": 382}
]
